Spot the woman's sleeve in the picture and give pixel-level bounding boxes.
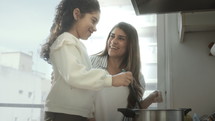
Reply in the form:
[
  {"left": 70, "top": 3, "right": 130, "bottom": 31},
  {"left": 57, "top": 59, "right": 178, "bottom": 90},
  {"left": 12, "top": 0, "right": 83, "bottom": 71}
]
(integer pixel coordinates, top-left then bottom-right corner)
[{"left": 52, "top": 44, "right": 112, "bottom": 90}]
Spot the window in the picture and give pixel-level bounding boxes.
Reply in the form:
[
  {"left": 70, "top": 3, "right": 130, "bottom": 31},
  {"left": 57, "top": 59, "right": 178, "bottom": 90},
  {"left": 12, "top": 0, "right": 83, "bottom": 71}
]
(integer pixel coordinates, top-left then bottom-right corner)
[
  {"left": 0, "top": 0, "right": 157, "bottom": 120},
  {"left": 82, "top": 1, "right": 158, "bottom": 106}
]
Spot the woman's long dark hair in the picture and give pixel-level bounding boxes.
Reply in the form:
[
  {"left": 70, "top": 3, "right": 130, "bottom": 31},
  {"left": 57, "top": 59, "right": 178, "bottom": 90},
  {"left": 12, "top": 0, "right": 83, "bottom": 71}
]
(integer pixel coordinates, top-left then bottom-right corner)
[
  {"left": 99, "top": 22, "right": 144, "bottom": 108},
  {"left": 40, "top": 0, "right": 100, "bottom": 62}
]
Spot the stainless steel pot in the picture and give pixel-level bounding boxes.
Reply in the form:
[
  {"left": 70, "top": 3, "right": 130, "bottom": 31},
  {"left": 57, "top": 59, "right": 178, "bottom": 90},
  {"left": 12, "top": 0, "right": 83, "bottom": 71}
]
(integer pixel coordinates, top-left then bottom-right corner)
[{"left": 118, "top": 108, "right": 191, "bottom": 121}]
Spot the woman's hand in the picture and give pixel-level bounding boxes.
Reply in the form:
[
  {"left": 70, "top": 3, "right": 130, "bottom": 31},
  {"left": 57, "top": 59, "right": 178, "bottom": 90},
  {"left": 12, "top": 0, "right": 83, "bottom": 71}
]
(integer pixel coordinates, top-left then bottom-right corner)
[
  {"left": 140, "top": 90, "right": 163, "bottom": 109},
  {"left": 149, "top": 90, "right": 163, "bottom": 103}
]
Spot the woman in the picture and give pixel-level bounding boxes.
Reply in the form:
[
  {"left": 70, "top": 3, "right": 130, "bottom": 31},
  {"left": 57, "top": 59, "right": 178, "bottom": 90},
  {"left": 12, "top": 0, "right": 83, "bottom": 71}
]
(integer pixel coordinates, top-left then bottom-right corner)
[{"left": 90, "top": 22, "right": 162, "bottom": 121}]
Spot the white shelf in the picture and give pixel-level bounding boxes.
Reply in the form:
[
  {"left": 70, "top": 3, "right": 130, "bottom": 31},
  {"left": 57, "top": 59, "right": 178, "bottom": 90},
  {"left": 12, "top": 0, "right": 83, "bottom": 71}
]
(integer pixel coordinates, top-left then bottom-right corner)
[{"left": 178, "top": 11, "right": 215, "bottom": 42}]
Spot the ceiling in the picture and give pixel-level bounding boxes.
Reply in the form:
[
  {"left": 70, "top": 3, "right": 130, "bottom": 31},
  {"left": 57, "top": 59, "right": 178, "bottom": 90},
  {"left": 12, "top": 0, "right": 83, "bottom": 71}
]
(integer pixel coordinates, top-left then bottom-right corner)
[{"left": 98, "top": 0, "right": 131, "bottom": 6}]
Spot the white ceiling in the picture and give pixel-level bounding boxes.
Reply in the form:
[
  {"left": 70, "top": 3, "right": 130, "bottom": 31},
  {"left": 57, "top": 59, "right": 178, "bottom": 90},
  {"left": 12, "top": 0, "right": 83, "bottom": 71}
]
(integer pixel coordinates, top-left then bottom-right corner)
[{"left": 98, "top": 0, "right": 132, "bottom": 6}]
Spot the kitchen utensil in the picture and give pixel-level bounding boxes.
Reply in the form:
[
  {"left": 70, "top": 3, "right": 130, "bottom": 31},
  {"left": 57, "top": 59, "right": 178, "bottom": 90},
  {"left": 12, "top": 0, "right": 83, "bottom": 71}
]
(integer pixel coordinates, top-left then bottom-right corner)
[
  {"left": 122, "top": 69, "right": 142, "bottom": 108},
  {"left": 118, "top": 108, "right": 192, "bottom": 121}
]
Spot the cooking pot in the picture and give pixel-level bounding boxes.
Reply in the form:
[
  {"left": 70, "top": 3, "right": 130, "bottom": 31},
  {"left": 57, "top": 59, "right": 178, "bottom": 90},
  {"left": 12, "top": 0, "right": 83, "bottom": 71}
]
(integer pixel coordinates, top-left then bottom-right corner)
[{"left": 118, "top": 108, "right": 192, "bottom": 121}]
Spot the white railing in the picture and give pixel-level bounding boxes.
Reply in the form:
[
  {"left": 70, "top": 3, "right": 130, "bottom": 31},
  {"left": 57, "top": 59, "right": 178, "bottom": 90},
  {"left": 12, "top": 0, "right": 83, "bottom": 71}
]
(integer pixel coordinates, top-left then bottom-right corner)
[{"left": 0, "top": 103, "right": 44, "bottom": 108}]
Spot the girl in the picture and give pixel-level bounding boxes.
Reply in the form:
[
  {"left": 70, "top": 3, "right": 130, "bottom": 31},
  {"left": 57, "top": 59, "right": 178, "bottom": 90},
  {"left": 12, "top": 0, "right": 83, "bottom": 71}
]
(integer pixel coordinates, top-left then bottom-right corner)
[{"left": 40, "top": 0, "right": 133, "bottom": 121}]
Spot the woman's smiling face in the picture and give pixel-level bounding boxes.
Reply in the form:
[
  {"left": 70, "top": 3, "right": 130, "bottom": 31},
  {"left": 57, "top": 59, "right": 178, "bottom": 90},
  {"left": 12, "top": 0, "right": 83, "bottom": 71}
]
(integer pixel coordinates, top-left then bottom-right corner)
[{"left": 107, "top": 27, "right": 128, "bottom": 58}]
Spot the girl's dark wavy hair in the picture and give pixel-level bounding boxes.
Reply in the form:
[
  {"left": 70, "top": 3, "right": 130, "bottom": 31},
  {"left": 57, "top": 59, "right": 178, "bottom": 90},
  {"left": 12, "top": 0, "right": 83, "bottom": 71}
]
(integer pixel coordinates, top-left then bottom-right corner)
[
  {"left": 40, "top": 0, "right": 100, "bottom": 62},
  {"left": 98, "top": 22, "right": 144, "bottom": 108}
]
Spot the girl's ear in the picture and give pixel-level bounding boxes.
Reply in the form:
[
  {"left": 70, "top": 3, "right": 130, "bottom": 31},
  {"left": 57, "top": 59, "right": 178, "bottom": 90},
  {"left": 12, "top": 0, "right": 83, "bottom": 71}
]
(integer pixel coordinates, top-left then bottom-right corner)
[{"left": 73, "top": 8, "right": 81, "bottom": 20}]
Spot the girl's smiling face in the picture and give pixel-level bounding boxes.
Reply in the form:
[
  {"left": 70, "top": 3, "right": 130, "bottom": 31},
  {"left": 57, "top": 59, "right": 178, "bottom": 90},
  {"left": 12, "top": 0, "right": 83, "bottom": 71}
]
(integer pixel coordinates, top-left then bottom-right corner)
[
  {"left": 70, "top": 9, "right": 100, "bottom": 40},
  {"left": 107, "top": 27, "right": 128, "bottom": 58}
]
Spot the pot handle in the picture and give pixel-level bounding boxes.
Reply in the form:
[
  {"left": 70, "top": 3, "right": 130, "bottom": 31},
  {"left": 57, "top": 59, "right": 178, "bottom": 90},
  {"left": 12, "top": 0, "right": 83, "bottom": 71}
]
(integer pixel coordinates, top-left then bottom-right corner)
[
  {"left": 117, "top": 108, "right": 136, "bottom": 118},
  {"left": 181, "top": 108, "right": 192, "bottom": 115}
]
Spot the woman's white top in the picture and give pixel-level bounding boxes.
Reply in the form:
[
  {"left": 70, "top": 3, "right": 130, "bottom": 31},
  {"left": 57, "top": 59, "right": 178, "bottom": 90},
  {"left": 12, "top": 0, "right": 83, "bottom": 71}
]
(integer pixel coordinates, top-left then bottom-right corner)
[
  {"left": 44, "top": 32, "right": 112, "bottom": 118},
  {"left": 90, "top": 55, "right": 145, "bottom": 121}
]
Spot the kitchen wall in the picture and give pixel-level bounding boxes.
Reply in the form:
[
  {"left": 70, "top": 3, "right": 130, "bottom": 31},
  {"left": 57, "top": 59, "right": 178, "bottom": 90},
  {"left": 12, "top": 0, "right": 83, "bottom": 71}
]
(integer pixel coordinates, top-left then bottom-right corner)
[{"left": 157, "top": 13, "right": 215, "bottom": 116}]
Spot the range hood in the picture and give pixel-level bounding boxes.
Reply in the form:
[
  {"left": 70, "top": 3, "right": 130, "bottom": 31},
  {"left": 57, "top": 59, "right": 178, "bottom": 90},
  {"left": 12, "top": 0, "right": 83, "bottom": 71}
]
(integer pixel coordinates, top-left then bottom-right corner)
[{"left": 131, "top": 0, "right": 215, "bottom": 15}]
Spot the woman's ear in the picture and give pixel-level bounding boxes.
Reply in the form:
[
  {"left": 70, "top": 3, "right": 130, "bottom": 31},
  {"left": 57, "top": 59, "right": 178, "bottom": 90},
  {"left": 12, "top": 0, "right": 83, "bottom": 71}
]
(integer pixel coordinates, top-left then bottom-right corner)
[{"left": 73, "top": 8, "right": 81, "bottom": 20}]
